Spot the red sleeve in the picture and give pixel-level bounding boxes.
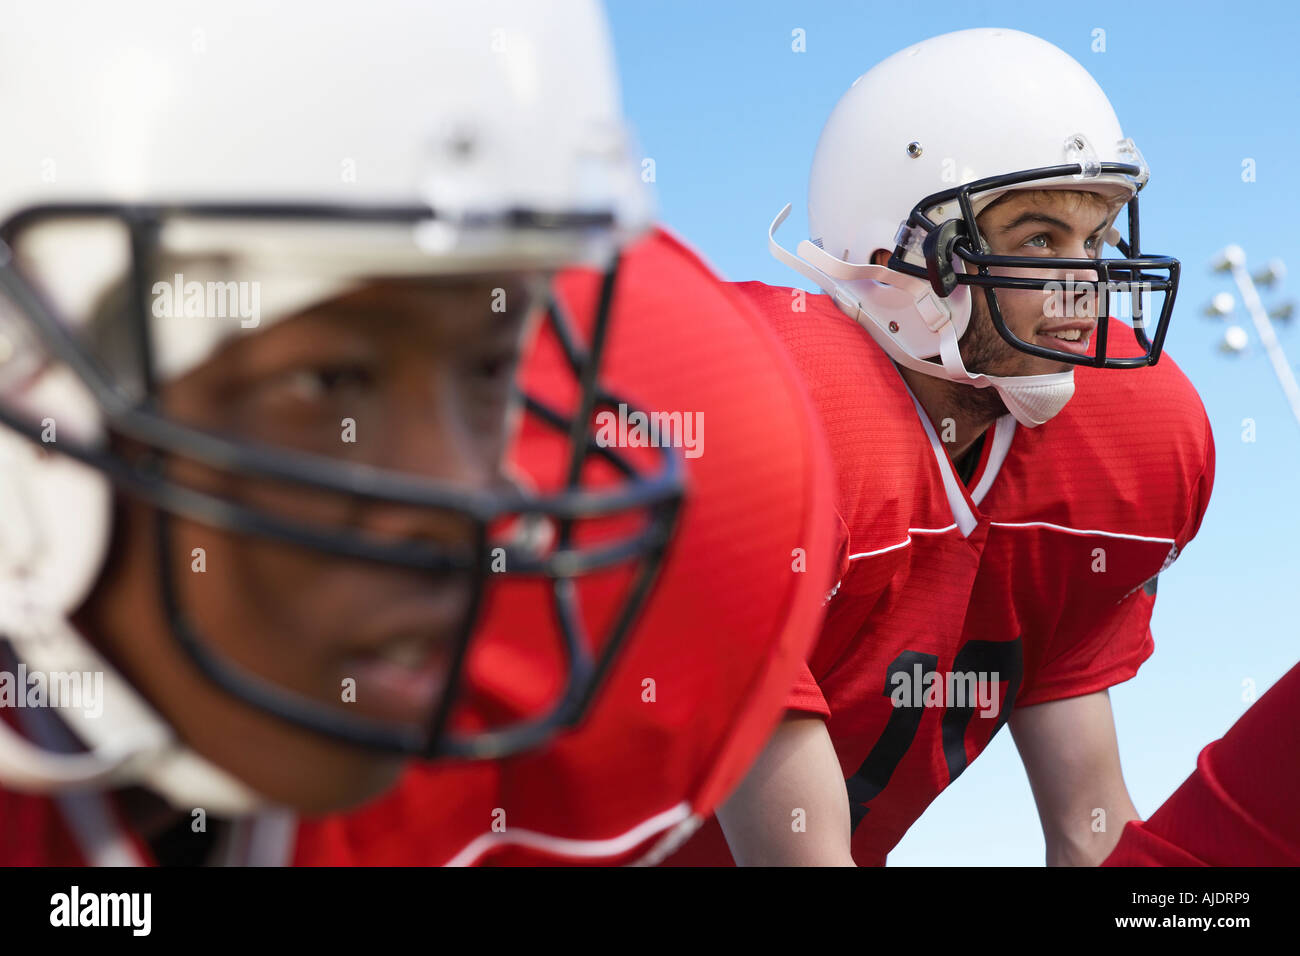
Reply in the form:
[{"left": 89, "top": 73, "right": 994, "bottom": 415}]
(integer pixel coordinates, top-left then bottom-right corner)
[
  {"left": 784, "top": 659, "right": 831, "bottom": 718},
  {"left": 1017, "top": 584, "right": 1156, "bottom": 707},
  {"left": 822, "top": 510, "right": 851, "bottom": 604},
  {"left": 1103, "top": 660, "right": 1300, "bottom": 866},
  {"left": 1176, "top": 409, "right": 1215, "bottom": 549},
  {"left": 782, "top": 511, "right": 849, "bottom": 719},
  {"left": 1020, "top": 406, "right": 1215, "bottom": 708}
]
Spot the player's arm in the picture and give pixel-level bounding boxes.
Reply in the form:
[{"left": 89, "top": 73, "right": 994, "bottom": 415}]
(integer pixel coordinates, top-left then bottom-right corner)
[
  {"left": 1009, "top": 689, "right": 1140, "bottom": 866},
  {"left": 715, "top": 714, "right": 856, "bottom": 866}
]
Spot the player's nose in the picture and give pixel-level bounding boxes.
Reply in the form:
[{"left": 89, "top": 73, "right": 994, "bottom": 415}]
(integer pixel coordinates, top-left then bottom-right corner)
[{"left": 350, "top": 395, "right": 503, "bottom": 550}]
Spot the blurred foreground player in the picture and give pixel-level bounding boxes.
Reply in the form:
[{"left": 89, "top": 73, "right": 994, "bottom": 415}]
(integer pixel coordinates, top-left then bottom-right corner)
[{"left": 0, "top": 1, "right": 835, "bottom": 865}]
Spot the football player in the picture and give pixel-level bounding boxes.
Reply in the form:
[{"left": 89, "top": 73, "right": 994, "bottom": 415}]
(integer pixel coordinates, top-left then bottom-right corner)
[
  {"left": 1102, "top": 660, "right": 1300, "bottom": 866},
  {"left": 664, "top": 28, "right": 1215, "bottom": 866},
  {"left": 0, "top": 1, "right": 836, "bottom": 865}
]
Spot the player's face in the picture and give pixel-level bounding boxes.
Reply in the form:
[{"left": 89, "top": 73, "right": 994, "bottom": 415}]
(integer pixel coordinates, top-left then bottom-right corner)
[
  {"left": 83, "top": 275, "right": 537, "bottom": 812},
  {"left": 958, "top": 189, "right": 1119, "bottom": 378}
]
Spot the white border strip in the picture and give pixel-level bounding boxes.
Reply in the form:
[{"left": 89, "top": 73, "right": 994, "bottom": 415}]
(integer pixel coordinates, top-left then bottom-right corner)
[
  {"left": 987, "top": 520, "right": 1175, "bottom": 545},
  {"left": 970, "top": 415, "right": 1017, "bottom": 506},
  {"left": 907, "top": 392, "right": 978, "bottom": 537},
  {"left": 444, "top": 800, "right": 694, "bottom": 867},
  {"left": 846, "top": 524, "right": 959, "bottom": 562},
  {"left": 629, "top": 813, "right": 704, "bottom": 867},
  {"left": 56, "top": 789, "right": 146, "bottom": 867}
]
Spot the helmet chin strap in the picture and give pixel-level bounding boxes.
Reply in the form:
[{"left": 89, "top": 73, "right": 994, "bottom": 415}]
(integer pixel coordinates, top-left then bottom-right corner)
[
  {"left": 0, "top": 603, "right": 266, "bottom": 816},
  {"left": 835, "top": 294, "right": 1075, "bottom": 427},
  {"left": 934, "top": 322, "right": 1076, "bottom": 427},
  {"left": 768, "top": 205, "right": 1076, "bottom": 428}
]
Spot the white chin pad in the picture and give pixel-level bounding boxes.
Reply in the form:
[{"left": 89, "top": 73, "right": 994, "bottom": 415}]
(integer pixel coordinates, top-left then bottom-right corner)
[{"left": 991, "top": 370, "right": 1076, "bottom": 427}]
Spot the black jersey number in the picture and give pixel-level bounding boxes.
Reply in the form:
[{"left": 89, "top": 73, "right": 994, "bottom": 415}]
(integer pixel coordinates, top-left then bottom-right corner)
[{"left": 845, "top": 637, "right": 1023, "bottom": 832}]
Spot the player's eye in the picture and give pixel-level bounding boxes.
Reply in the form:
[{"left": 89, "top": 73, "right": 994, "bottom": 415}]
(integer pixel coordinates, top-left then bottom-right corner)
[
  {"left": 1023, "top": 233, "right": 1050, "bottom": 249},
  {"left": 471, "top": 350, "right": 520, "bottom": 384},
  {"left": 276, "top": 362, "right": 377, "bottom": 404},
  {"left": 460, "top": 348, "right": 523, "bottom": 410}
]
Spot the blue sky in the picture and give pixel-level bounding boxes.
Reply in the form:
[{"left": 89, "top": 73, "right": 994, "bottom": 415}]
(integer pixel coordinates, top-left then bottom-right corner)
[{"left": 606, "top": 0, "right": 1300, "bottom": 865}]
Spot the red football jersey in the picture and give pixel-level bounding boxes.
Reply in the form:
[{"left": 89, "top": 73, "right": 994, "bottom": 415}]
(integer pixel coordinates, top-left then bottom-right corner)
[
  {"left": 1102, "top": 660, "right": 1300, "bottom": 867},
  {"left": 666, "top": 282, "right": 1215, "bottom": 866},
  {"left": 0, "top": 231, "right": 838, "bottom": 866}
]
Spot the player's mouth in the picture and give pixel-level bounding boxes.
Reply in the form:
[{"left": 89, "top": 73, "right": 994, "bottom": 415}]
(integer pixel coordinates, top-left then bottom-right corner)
[
  {"left": 1036, "top": 321, "right": 1095, "bottom": 357},
  {"left": 340, "top": 585, "right": 472, "bottom": 726}
]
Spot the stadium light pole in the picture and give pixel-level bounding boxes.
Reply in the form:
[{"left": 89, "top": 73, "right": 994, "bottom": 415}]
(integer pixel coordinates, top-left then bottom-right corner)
[{"left": 1206, "top": 246, "right": 1300, "bottom": 430}]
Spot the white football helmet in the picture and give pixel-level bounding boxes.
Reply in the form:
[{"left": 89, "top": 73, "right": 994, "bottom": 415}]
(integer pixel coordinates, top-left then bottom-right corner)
[
  {"left": 0, "top": 0, "right": 674, "bottom": 814},
  {"left": 770, "top": 27, "right": 1179, "bottom": 426}
]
